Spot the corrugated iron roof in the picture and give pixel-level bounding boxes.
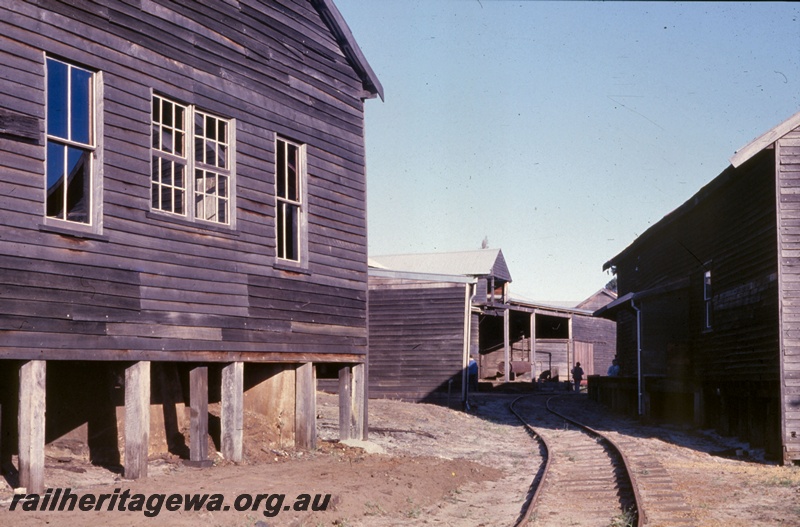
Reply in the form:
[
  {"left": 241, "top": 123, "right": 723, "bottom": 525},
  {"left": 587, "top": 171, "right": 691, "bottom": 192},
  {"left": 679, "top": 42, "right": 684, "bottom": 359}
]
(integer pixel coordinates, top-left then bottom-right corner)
[{"left": 369, "top": 248, "right": 512, "bottom": 282}]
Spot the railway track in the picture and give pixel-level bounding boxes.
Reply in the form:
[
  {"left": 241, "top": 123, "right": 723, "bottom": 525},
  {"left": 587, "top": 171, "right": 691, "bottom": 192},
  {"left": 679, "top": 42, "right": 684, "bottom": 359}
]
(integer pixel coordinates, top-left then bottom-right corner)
[
  {"left": 510, "top": 394, "right": 643, "bottom": 527},
  {"left": 510, "top": 394, "right": 697, "bottom": 526}
]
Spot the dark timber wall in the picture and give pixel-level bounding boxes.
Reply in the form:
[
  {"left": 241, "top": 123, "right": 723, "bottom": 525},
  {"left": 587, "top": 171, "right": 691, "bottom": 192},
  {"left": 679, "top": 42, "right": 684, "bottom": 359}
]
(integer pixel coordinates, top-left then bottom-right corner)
[
  {"left": 609, "top": 149, "right": 783, "bottom": 458},
  {"left": 0, "top": 0, "right": 370, "bottom": 363},
  {"left": 368, "top": 278, "right": 469, "bottom": 402},
  {"left": 0, "top": 1, "right": 379, "bottom": 477}
]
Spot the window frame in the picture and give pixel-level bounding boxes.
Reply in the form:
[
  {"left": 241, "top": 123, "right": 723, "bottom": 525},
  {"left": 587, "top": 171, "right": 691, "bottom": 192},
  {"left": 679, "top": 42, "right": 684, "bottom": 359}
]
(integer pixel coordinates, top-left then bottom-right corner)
[
  {"left": 43, "top": 56, "right": 104, "bottom": 234},
  {"left": 275, "top": 136, "right": 308, "bottom": 268},
  {"left": 150, "top": 93, "right": 236, "bottom": 228},
  {"left": 703, "top": 268, "right": 713, "bottom": 331}
]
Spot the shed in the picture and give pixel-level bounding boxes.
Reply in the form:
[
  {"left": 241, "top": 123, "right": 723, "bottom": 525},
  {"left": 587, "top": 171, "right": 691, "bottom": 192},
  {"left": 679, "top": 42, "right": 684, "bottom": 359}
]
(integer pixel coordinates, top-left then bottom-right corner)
[
  {"left": 595, "top": 110, "right": 800, "bottom": 464},
  {"left": 0, "top": 0, "right": 381, "bottom": 491},
  {"left": 368, "top": 249, "right": 617, "bottom": 402}
]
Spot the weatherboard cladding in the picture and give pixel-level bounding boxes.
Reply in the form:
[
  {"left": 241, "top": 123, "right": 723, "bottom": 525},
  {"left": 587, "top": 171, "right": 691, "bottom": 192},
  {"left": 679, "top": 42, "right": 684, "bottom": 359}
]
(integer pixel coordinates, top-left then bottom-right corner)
[
  {"left": 606, "top": 116, "right": 800, "bottom": 460},
  {"left": 0, "top": 0, "right": 378, "bottom": 362},
  {"left": 368, "top": 278, "right": 468, "bottom": 401},
  {"left": 613, "top": 148, "right": 779, "bottom": 382},
  {"left": 777, "top": 128, "right": 800, "bottom": 457}
]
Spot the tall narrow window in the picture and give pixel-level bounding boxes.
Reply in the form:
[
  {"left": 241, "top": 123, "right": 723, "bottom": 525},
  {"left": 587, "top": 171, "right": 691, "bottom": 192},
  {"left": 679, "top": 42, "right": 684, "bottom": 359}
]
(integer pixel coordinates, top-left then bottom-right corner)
[
  {"left": 151, "top": 95, "right": 233, "bottom": 225},
  {"left": 276, "top": 137, "right": 304, "bottom": 262},
  {"left": 194, "top": 110, "right": 230, "bottom": 224},
  {"left": 703, "top": 269, "right": 712, "bottom": 330},
  {"left": 46, "top": 57, "right": 95, "bottom": 224},
  {"left": 152, "top": 95, "right": 187, "bottom": 216}
]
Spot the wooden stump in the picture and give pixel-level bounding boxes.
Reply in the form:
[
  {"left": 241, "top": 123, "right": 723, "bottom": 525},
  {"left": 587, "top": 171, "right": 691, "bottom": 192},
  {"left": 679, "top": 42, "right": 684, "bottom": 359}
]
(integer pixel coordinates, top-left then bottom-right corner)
[
  {"left": 189, "top": 366, "right": 211, "bottom": 467},
  {"left": 124, "top": 361, "right": 150, "bottom": 480},
  {"left": 338, "top": 365, "right": 352, "bottom": 440},
  {"left": 19, "top": 360, "right": 46, "bottom": 493},
  {"left": 221, "top": 362, "right": 243, "bottom": 462},
  {"left": 295, "top": 362, "right": 316, "bottom": 450}
]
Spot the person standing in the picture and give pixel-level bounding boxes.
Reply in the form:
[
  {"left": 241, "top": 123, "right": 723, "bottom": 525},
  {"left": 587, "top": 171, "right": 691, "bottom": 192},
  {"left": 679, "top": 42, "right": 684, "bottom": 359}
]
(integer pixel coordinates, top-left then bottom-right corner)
[
  {"left": 571, "top": 362, "right": 584, "bottom": 393},
  {"left": 607, "top": 359, "right": 620, "bottom": 377},
  {"left": 468, "top": 356, "right": 478, "bottom": 393}
]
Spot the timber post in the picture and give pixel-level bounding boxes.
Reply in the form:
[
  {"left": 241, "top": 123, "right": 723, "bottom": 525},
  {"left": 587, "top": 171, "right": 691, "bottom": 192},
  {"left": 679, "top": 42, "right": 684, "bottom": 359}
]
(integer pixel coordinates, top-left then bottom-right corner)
[
  {"left": 189, "top": 365, "right": 211, "bottom": 466},
  {"left": 220, "top": 361, "right": 243, "bottom": 462},
  {"left": 353, "top": 362, "right": 367, "bottom": 440},
  {"left": 124, "top": 361, "right": 150, "bottom": 480},
  {"left": 295, "top": 362, "right": 316, "bottom": 450},
  {"left": 18, "top": 360, "right": 46, "bottom": 493},
  {"left": 338, "top": 365, "right": 352, "bottom": 440},
  {"left": 503, "top": 309, "right": 511, "bottom": 382}
]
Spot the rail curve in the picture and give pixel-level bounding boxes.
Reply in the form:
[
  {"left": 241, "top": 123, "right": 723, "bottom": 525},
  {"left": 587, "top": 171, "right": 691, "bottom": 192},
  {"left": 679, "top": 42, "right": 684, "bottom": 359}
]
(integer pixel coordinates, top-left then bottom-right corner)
[{"left": 509, "top": 394, "right": 644, "bottom": 527}]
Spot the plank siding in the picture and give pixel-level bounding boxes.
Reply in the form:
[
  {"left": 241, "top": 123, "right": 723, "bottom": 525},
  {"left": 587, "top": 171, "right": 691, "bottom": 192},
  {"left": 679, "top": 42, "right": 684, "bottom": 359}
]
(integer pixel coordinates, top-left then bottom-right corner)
[
  {"left": 368, "top": 281, "right": 468, "bottom": 402},
  {"left": 0, "top": 0, "right": 376, "bottom": 363},
  {"left": 572, "top": 315, "right": 616, "bottom": 375},
  {"left": 608, "top": 145, "right": 786, "bottom": 458},
  {"left": 614, "top": 152, "right": 779, "bottom": 381},
  {"left": 778, "top": 130, "right": 800, "bottom": 457}
]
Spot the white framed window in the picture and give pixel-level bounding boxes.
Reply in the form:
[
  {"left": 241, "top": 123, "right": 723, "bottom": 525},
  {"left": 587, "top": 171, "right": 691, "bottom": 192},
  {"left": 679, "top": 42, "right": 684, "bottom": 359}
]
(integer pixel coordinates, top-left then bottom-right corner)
[
  {"left": 45, "top": 57, "right": 102, "bottom": 231},
  {"left": 703, "top": 269, "right": 712, "bottom": 330},
  {"left": 276, "top": 137, "right": 306, "bottom": 263},
  {"left": 151, "top": 95, "right": 234, "bottom": 226}
]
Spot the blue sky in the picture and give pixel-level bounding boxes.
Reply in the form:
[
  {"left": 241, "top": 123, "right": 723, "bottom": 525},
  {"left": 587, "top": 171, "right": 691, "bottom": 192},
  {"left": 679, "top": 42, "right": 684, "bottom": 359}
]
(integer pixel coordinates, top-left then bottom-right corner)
[{"left": 335, "top": 0, "right": 800, "bottom": 302}]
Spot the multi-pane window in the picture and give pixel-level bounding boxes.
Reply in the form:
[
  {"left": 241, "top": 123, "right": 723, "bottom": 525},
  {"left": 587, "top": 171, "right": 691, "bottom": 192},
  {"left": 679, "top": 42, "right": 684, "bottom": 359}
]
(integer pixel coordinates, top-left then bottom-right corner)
[
  {"left": 276, "top": 137, "right": 304, "bottom": 262},
  {"left": 151, "top": 95, "right": 232, "bottom": 225},
  {"left": 151, "top": 96, "right": 186, "bottom": 215},
  {"left": 194, "top": 111, "right": 230, "bottom": 224},
  {"left": 46, "top": 57, "right": 95, "bottom": 224}
]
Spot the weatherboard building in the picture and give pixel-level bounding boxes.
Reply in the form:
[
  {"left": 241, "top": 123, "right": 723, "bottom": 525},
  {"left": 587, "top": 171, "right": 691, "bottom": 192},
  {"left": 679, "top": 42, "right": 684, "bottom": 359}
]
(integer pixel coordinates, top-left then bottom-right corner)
[
  {"left": 595, "top": 110, "right": 800, "bottom": 464},
  {"left": 0, "top": 0, "right": 382, "bottom": 491}
]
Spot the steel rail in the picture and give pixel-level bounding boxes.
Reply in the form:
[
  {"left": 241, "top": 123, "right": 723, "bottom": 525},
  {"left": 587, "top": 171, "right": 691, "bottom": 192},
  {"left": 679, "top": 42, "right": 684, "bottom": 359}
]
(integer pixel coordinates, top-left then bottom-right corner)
[
  {"left": 545, "top": 394, "right": 645, "bottom": 527},
  {"left": 508, "top": 394, "right": 552, "bottom": 527},
  {"left": 509, "top": 394, "right": 645, "bottom": 527}
]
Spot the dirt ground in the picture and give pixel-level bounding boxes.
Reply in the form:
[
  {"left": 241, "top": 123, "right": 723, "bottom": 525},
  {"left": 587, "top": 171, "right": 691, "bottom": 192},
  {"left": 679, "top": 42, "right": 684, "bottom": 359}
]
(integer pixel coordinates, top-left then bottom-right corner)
[{"left": 0, "top": 389, "right": 799, "bottom": 526}]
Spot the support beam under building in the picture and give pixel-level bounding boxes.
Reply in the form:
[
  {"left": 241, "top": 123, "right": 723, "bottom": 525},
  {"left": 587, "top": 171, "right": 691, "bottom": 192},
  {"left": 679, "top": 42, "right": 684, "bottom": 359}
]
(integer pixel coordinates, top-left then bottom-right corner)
[
  {"left": 221, "top": 362, "right": 243, "bottom": 463},
  {"left": 295, "top": 362, "right": 317, "bottom": 450},
  {"left": 338, "top": 365, "right": 352, "bottom": 440},
  {"left": 124, "top": 361, "right": 150, "bottom": 480},
  {"left": 189, "top": 365, "right": 211, "bottom": 466},
  {"left": 18, "top": 360, "right": 46, "bottom": 493},
  {"left": 353, "top": 362, "right": 367, "bottom": 440}
]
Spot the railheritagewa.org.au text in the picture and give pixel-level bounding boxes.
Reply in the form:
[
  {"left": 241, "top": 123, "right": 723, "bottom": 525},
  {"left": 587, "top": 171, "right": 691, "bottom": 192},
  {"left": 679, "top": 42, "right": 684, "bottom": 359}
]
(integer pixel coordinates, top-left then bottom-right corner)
[{"left": 10, "top": 488, "right": 332, "bottom": 518}]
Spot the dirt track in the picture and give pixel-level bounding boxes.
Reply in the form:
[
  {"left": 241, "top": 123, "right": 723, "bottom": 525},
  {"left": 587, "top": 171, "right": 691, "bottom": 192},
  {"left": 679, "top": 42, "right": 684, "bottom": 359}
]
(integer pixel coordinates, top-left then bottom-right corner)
[{"left": 0, "top": 390, "right": 798, "bottom": 526}]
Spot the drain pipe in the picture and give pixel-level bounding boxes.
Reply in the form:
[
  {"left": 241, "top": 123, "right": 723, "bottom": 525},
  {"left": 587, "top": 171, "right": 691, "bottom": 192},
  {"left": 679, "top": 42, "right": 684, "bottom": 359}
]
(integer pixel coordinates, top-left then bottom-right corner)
[
  {"left": 631, "top": 298, "right": 643, "bottom": 416},
  {"left": 461, "top": 281, "right": 477, "bottom": 405}
]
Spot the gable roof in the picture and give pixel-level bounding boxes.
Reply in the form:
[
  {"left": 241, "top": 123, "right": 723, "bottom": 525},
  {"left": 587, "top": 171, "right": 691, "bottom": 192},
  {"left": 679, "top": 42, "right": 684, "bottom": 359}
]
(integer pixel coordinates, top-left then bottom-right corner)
[
  {"left": 730, "top": 109, "right": 800, "bottom": 168},
  {"left": 575, "top": 288, "right": 617, "bottom": 311},
  {"left": 605, "top": 110, "right": 800, "bottom": 272},
  {"left": 369, "top": 249, "right": 513, "bottom": 282},
  {"left": 313, "top": 0, "right": 384, "bottom": 101}
]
